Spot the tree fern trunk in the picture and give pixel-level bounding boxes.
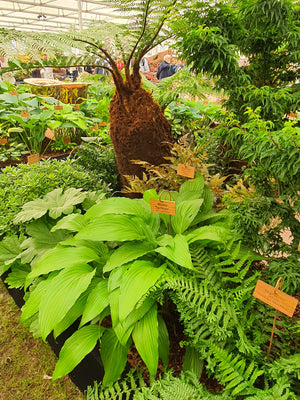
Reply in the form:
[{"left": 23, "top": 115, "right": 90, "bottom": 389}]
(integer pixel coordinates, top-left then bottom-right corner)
[{"left": 109, "top": 76, "right": 174, "bottom": 186}]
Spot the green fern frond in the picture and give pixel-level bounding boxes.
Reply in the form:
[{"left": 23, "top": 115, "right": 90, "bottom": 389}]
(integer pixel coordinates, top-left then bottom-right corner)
[
  {"left": 85, "top": 370, "right": 145, "bottom": 400},
  {"left": 203, "top": 342, "right": 264, "bottom": 397}
]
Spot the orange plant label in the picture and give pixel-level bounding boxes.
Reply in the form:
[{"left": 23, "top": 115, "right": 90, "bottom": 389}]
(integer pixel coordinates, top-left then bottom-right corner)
[
  {"left": 54, "top": 105, "right": 63, "bottom": 110},
  {"left": 0, "top": 138, "right": 8, "bottom": 145},
  {"left": 150, "top": 199, "right": 176, "bottom": 215},
  {"left": 98, "top": 122, "right": 107, "bottom": 126},
  {"left": 27, "top": 154, "right": 40, "bottom": 165},
  {"left": 74, "top": 105, "right": 80, "bottom": 110},
  {"left": 45, "top": 128, "right": 55, "bottom": 140},
  {"left": 63, "top": 137, "right": 71, "bottom": 144},
  {"left": 253, "top": 280, "right": 298, "bottom": 317},
  {"left": 177, "top": 164, "right": 195, "bottom": 178},
  {"left": 10, "top": 90, "right": 18, "bottom": 95},
  {"left": 298, "top": 241, "right": 300, "bottom": 251},
  {"left": 20, "top": 112, "right": 30, "bottom": 118}
]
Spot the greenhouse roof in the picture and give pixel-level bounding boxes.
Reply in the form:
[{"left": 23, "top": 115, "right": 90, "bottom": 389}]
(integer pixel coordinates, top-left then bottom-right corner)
[{"left": 0, "top": 1, "right": 126, "bottom": 33}]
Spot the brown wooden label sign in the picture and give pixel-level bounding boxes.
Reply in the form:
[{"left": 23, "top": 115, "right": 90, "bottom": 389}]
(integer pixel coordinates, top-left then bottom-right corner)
[
  {"left": 298, "top": 241, "right": 300, "bottom": 251},
  {"left": 45, "top": 128, "right": 55, "bottom": 140},
  {"left": 20, "top": 111, "right": 30, "bottom": 118},
  {"left": 63, "top": 137, "right": 71, "bottom": 144},
  {"left": 98, "top": 121, "right": 107, "bottom": 126},
  {"left": 177, "top": 164, "right": 195, "bottom": 179},
  {"left": 253, "top": 280, "right": 298, "bottom": 317},
  {"left": 0, "top": 138, "right": 8, "bottom": 145},
  {"left": 10, "top": 90, "right": 18, "bottom": 95},
  {"left": 150, "top": 198, "right": 176, "bottom": 215},
  {"left": 27, "top": 154, "right": 40, "bottom": 165},
  {"left": 54, "top": 105, "right": 63, "bottom": 110}
]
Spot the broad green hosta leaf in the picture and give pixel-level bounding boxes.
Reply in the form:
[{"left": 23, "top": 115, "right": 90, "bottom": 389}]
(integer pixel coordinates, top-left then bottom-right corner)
[
  {"left": 53, "top": 290, "right": 91, "bottom": 338},
  {"left": 26, "top": 245, "right": 99, "bottom": 286},
  {"left": 132, "top": 304, "right": 158, "bottom": 377},
  {"left": 21, "top": 274, "right": 57, "bottom": 323},
  {"left": 143, "top": 189, "right": 159, "bottom": 203},
  {"left": 158, "top": 314, "right": 169, "bottom": 369},
  {"left": 119, "top": 260, "right": 166, "bottom": 321},
  {"left": 172, "top": 199, "right": 204, "bottom": 234},
  {"left": 177, "top": 174, "right": 204, "bottom": 202},
  {"left": 155, "top": 234, "right": 194, "bottom": 270},
  {"left": 192, "top": 209, "right": 230, "bottom": 226},
  {"left": 39, "top": 263, "right": 96, "bottom": 340},
  {"left": 20, "top": 219, "right": 70, "bottom": 264},
  {"left": 76, "top": 214, "right": 150, "bottom": 242},
  {"left": 114, "top": 297, "right": 155, "bottom": 345},
  {"left": 14, "top": 188, "right": 87, "bottom": 223},
  {"left": 80, "top": 279, "right": 109, "bottom": 327},
  {"left": 0, "top": 235, "right": 22, "bottom": 274},
  {"left": 51, "top": 214, "right": 88, "bottom": 232},
  {"left": 52, "top": 324, "right": 101, "bottom": 381},
  {"left": 84, "top": 197, "right": 149, "bottom": 220},
  {"left": 100, "top": 329, "right": 131, "bottom": 387},
  {"left": 103, "top": 241, "right": 155, "bottom": 273},
  {"left": 186, "top": 225, "right": 233, "bottom": 245}
]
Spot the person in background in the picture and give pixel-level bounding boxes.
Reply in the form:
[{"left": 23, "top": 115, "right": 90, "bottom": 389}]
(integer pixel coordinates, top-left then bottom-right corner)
[
  {"left": 156, "top": 54, "right": 173, "bottom": 80},
  {"left": 139, "top": 58, "right": 150, "bottom": 74}
]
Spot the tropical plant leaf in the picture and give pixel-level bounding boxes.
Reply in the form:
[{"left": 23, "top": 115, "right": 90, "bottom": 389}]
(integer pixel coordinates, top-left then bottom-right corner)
[
  {"left": 100, "top": 329, "right": 131, "bottom": 387},
  {"left": 103, "top": 241, "right": 155, "bottom": 273},
  {"left": 155, "top": 234, "right": 194, "bottom": 269},
  {"left": 80, "top": 279, "right": 109, "bottom": 327},
  {"left": 132, "top": 304, "right": 159, "bottom": 377},
  {"left": 118, "top": 260, "right": 166, "bottom": 321},
  {"left": 52, "top": 324, "right": 101, "bottom": 380},
  {"left": 172, "top": 199, "right": 204, "bottom": 234},
  {"left": 177, "top": 174, "right": 205, "bottom": 202},
  {"left": 38, "top": 263, "right": 96, "bottom": 340},
  {"left": 25, "top": 245, "right": 99, "bottom": 286}
]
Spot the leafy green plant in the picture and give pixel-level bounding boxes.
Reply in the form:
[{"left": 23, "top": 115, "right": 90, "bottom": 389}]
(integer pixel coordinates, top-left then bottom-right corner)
[
  {"left": 0, "top": 158, "right": 112, "bottom": 238},
  {"left": 0, "top": 139, "right": 29, "bottom": 162},
  {"left": 75, "top": 139, "right": 121, "bottom": 193}
]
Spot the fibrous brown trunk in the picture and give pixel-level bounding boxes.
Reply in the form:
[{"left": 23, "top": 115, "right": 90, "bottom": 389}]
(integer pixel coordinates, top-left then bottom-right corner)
[{"left": 109, "top": 77, "right": 174, "bottom": 186}]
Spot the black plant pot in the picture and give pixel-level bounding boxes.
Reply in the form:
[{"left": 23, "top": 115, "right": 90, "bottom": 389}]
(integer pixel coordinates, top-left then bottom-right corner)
[{"left": 1, "top": 272, "right": 104, "bottom": 393}]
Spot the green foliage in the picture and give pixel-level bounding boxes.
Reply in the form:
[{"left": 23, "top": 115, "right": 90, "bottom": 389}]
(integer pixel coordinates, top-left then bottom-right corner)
[
  {"left": 172, "top": 0, "right": 300, "bottom": 126},
  {"left": 0, "top": 158, "right": 112, "bottom": 238},
  {"left": 0, "top": 139, "right": 29, "bottom": 162},
  {"left": 75, "top": 140, "right": 121, "bottom": 193}
]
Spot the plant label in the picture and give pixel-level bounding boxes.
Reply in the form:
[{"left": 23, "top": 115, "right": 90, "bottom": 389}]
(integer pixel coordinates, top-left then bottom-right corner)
[
  {"left": 54, "top": 105, "right": 63, "bottom": 110},
  {"left": 177, "top": 164, "right": 195, "bottom": 178},
  {"left": 10, "top": 90, "right": 18, "bottom": 95},
  {"left": 27, "top": 154, "right": 40, "bottom": 165},
  {"left": 253, "top": 280, "right": 298, "bottom": 317},
  {"left": 0, "top": 138, "right": 8, "bottom": 145},
  {"left": 298, "top": 241, "right": 300, "bottom": 251},
  {"left": 45, "top": 128, "right": 55, "bottom": 140},
  {"left": 63, "top": 137, "right": 71, "bottom": 144},
  {"left": 74, "top": 105, "right": 80, "bottom": 110},
  {"left": 150, "top": 199, "right": 176, "bottom": 215},
  {"left": 20, "top": 112, "right": 30, "bottom": 118},
  {"left": 98, "top": 122, "right": 107, "bottom": 126}
]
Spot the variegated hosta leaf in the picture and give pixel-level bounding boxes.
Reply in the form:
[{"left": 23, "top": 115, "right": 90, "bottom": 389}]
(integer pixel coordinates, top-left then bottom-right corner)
[
  {"left": 132, "top": 304, "right": 159, "bottom": 377},
  {"left": 39, "top": 263, "right": 96, "bottom": 340},
  {"left": 52, "top": 324, "right": 101, "bottom": 381},
  {"left": 118, "top": 260, "right": 166, "bottom": 321},
  {"left": 13, "top": 188, "right": 87, "bottom": 223},
  {"left": 25, "top": 245, "right": 99, "bottom": 287},
  {"left": 155, "top": 234, "right": 194, "bottom": 270}
]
